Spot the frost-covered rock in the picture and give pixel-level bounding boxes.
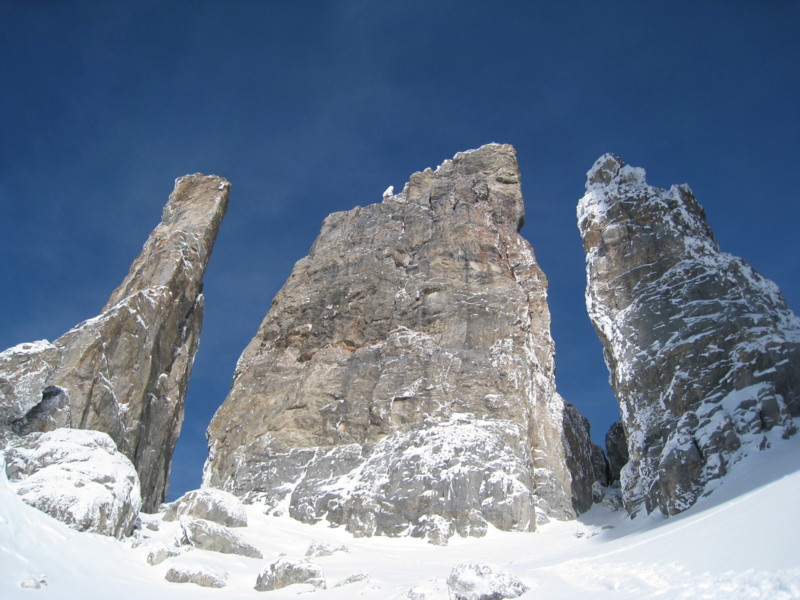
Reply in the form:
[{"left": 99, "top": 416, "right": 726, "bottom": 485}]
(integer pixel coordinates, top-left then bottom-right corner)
[
  {"left": 334, "top": 572, "right": 372, "bottom": 587},
  {"left": 0, "top": 175, "right": 229, "bottom": 511},
  {"left": 165, "top": 565, "right": 228, "bottom": 588},
  {"left": 305, "top": 540, "right": 350, "bottom": 557},
  {"left": 287, "top": 415, "right": 535, "bottom": 543},
  {"left": 254, "top": 558, "right": 326, "bottom": 591},
  {"left": 578, "top": 154, "right": 800, "bottom": 515},
  {"left": 0, "top": 341, "right": 63, "bottom": 429},
  {"left": 446, "top": 562, "right": 529, "bottom": 600},
  {"left": 144, "top": 541, "right": 181, "bottom": 565},
  {"left": 3, "top": 428, "right": 141, "bottom": 537},
  {"left": 205, "top": 144, "right": 600, "bottom": 542},
  {"left": 163, "top": 487, "right": 247, "bottom": 527},
  {"left": 178, "top": 516, "right": 262, "bottom": 558}
]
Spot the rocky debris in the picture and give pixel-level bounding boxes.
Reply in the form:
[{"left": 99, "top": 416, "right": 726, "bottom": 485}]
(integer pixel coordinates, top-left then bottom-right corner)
[
  {"left": 3, "top": 428, "right": 141, "bottom": 538},
  {"left": 446, "top": 563, "right": 529, "bottom": 600},
  {"left": 0, "top": 175, "right": 229, "bottom": 512},
  {"left": 205, "top": 144, "right": 600, "bottom": 542},
  {"left": 144, "top": 541, "right": 182, "bottom": 565},
  {"left": 164, "top": 565, "right": 228, "bottom": 588},
  {"left": 163, "top": 488, "right": 247, "bottom": 527},
  {"left": 19, "top": 575, "right": 48, "bottom": 590},
  {"left": 254, "top": 558, "right": 326, "bottom": 591},
  {"left": 334, "top": 572, "right": 372, "bottom": 587},
  {"left": 305, "top": 540, "right": 349, "bottom": 557},
  {"left": 578, "top": 154, "right": 800, "bottom": 515},
  {"left": 406, "top": 579, "right": 451, "bottom": 599},
  {"left": 178, "top": 516, "right": 262, "bottom": 558}
]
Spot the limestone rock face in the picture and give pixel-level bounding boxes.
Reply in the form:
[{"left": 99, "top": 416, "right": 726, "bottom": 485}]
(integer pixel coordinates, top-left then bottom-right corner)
[
  {"left": 578, "top": 154, "right": 800, "bottom": 515},
  {"left": 205, "top": 144, "right": 598, "bottom": 542},
  {"left": 0, "top": 175, "right": 229, "bottom": 511}
]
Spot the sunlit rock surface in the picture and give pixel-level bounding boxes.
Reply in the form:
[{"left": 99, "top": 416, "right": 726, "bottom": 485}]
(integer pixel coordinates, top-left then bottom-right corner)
[
  {"left": 0, "top": 175, "right": 229, "bottom": 510},
  {"left": 204, "top": 144, "right": 603, "bottom": 543},
  {"left": 578, "top": 154, "right": 800, "bottom": 515}
]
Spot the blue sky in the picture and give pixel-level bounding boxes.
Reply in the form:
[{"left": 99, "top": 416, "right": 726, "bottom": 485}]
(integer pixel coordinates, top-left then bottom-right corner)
[{"left": 2, "top": 1, "right": 798, "bottom": 499}]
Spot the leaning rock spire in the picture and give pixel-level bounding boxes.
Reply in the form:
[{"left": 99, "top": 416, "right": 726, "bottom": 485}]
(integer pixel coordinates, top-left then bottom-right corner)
[{"left": 1, "top": 174, "right": 230, "bottom": 511}]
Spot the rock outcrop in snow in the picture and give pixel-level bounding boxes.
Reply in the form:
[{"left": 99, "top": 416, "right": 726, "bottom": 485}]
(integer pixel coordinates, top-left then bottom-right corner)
[
  {"left": 205, "top": 144, "right": 605, "bottom": 543},
  {"left": 3, "top": 428, "right": 141, "bottom": 537},
  {"left": 578, "top": 154, "right": 800, "bottom": 515},
  {"left": 163, "top": 488, "right": 247, "bottom": 527},
  {"left": 0, "top": 174, "right": 229, "bottom": 511}
]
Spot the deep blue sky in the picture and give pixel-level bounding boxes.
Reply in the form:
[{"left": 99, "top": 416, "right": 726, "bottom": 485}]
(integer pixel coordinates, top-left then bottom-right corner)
[{"left": 2, "top": 1, "right": 798, "bottom": 500}]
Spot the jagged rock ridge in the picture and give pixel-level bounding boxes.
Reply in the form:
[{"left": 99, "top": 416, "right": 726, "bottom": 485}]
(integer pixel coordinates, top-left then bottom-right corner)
[
  {"left": 204, "top": 144, "right": 605, "bottom": 543},
  {"left": 578, "top": 154, "right": 800, "bottom": 515},
  {"left": 0, "top": 174, "right": 229, "bottom": 511}
]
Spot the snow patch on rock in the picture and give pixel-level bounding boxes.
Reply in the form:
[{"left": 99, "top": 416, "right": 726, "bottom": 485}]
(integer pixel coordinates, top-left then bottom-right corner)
[{"left": 3, "top": 428, "right": 141, "bottom": 537}]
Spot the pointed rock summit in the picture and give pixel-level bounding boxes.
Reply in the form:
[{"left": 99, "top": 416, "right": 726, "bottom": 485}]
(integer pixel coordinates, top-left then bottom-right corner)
[
  {"left": 578, "top": 154, "right": 800, "bottom": 515},
  {"left": 1, "top": 174, "right": 230, "bottom": 511},
  {"left": 204, "top": 144, "right": 604, "bottom": 542}
]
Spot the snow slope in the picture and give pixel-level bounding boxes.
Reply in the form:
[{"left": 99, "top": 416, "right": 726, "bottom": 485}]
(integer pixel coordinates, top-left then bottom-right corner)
[{"left": 2, "top": 430, "right": 799, "bottom": 599}]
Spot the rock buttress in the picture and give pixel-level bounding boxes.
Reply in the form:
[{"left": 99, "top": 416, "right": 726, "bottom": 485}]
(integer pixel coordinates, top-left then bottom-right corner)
[
  {"left": 204, "top": 144, "right": 602, "bottom": 542},
  {"left": 578, "top": 154, "right": 800, "bottom": 515}
]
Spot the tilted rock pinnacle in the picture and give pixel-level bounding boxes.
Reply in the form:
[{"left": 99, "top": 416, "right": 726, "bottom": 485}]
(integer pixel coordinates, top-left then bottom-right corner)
[
  {"left": 578, "top": 154, "right": 800, "bottom": 515},
  {"left": 1, "top": 174, "right": 230, "bottom": 511},
  {"left": 204, "top": 144, "right": 604, "bottom": 542}
]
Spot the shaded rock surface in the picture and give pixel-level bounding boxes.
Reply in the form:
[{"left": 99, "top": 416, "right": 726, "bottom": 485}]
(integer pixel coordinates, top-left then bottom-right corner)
[
  {"left": 163, "top": 487, "right": 247, "bottom": 527},
  {"left": 3, "top": 428, "right": 141, "bottom": 537},
  {"left": 0, "top": 174, "right": 229, "bottom": 511},
  {"left": 578, "top": 154, "right": 800, "bottom": 515},
  {"left": 204, "top": 144, "right": 599, "bottom": 542}
]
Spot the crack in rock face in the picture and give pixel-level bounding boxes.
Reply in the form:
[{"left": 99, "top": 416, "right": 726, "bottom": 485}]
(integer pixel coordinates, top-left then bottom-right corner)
[
  {"left": 578, "top": 153, "right": 800, "bottom": 516},
  {"left": 204, "top": 144, "right": 605, "bottom": 543}
]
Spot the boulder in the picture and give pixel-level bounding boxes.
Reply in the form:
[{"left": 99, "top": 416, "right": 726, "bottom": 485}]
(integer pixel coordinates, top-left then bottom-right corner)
[
  {"left": 3, "top": 428, "right": 141, "bottom": 538},
  {"left": 578, "top": 154, "right": 800, "bottom": 515},
  {"left": 254, "top": 558, "right": 326, "bottom": 591},
  {"left": 144, "top": 541, "right": 181, "bottom": 566},
  {"left": 178, "top": 516, "right": 262, "bottom": 558},
  {"left": 305, "top": 540, "right": 349, "bottom": 557},
  {"left": 165, "top": 565, "right": 228, "bottom": 588},
  {"left": 446, "top": 563, "right": 529, "bottom": 600},
  {"left": 163, "top": 487, "right": 247, "bottom": 527}
]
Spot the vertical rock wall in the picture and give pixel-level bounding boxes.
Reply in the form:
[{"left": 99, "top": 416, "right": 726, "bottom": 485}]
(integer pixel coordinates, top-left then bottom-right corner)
[
  {"left": 578, "top": 154, "right": 800, "bottom": 515},
  {"left": 0, "top": 175, "right": 229, "bottom": 511},
  {"left": 205, "top": 144, "right": 603, "bottom": 542}
]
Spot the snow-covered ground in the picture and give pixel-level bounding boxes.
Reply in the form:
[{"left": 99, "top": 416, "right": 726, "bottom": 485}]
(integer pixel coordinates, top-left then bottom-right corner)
[{"left": 2, "top": 430, "right": 799, "bottom": 599}]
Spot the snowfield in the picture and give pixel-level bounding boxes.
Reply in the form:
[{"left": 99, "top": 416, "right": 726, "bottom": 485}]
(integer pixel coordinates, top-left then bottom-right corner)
[{"left": 2, "top": 430, "right": 799, "bottom": 599}]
